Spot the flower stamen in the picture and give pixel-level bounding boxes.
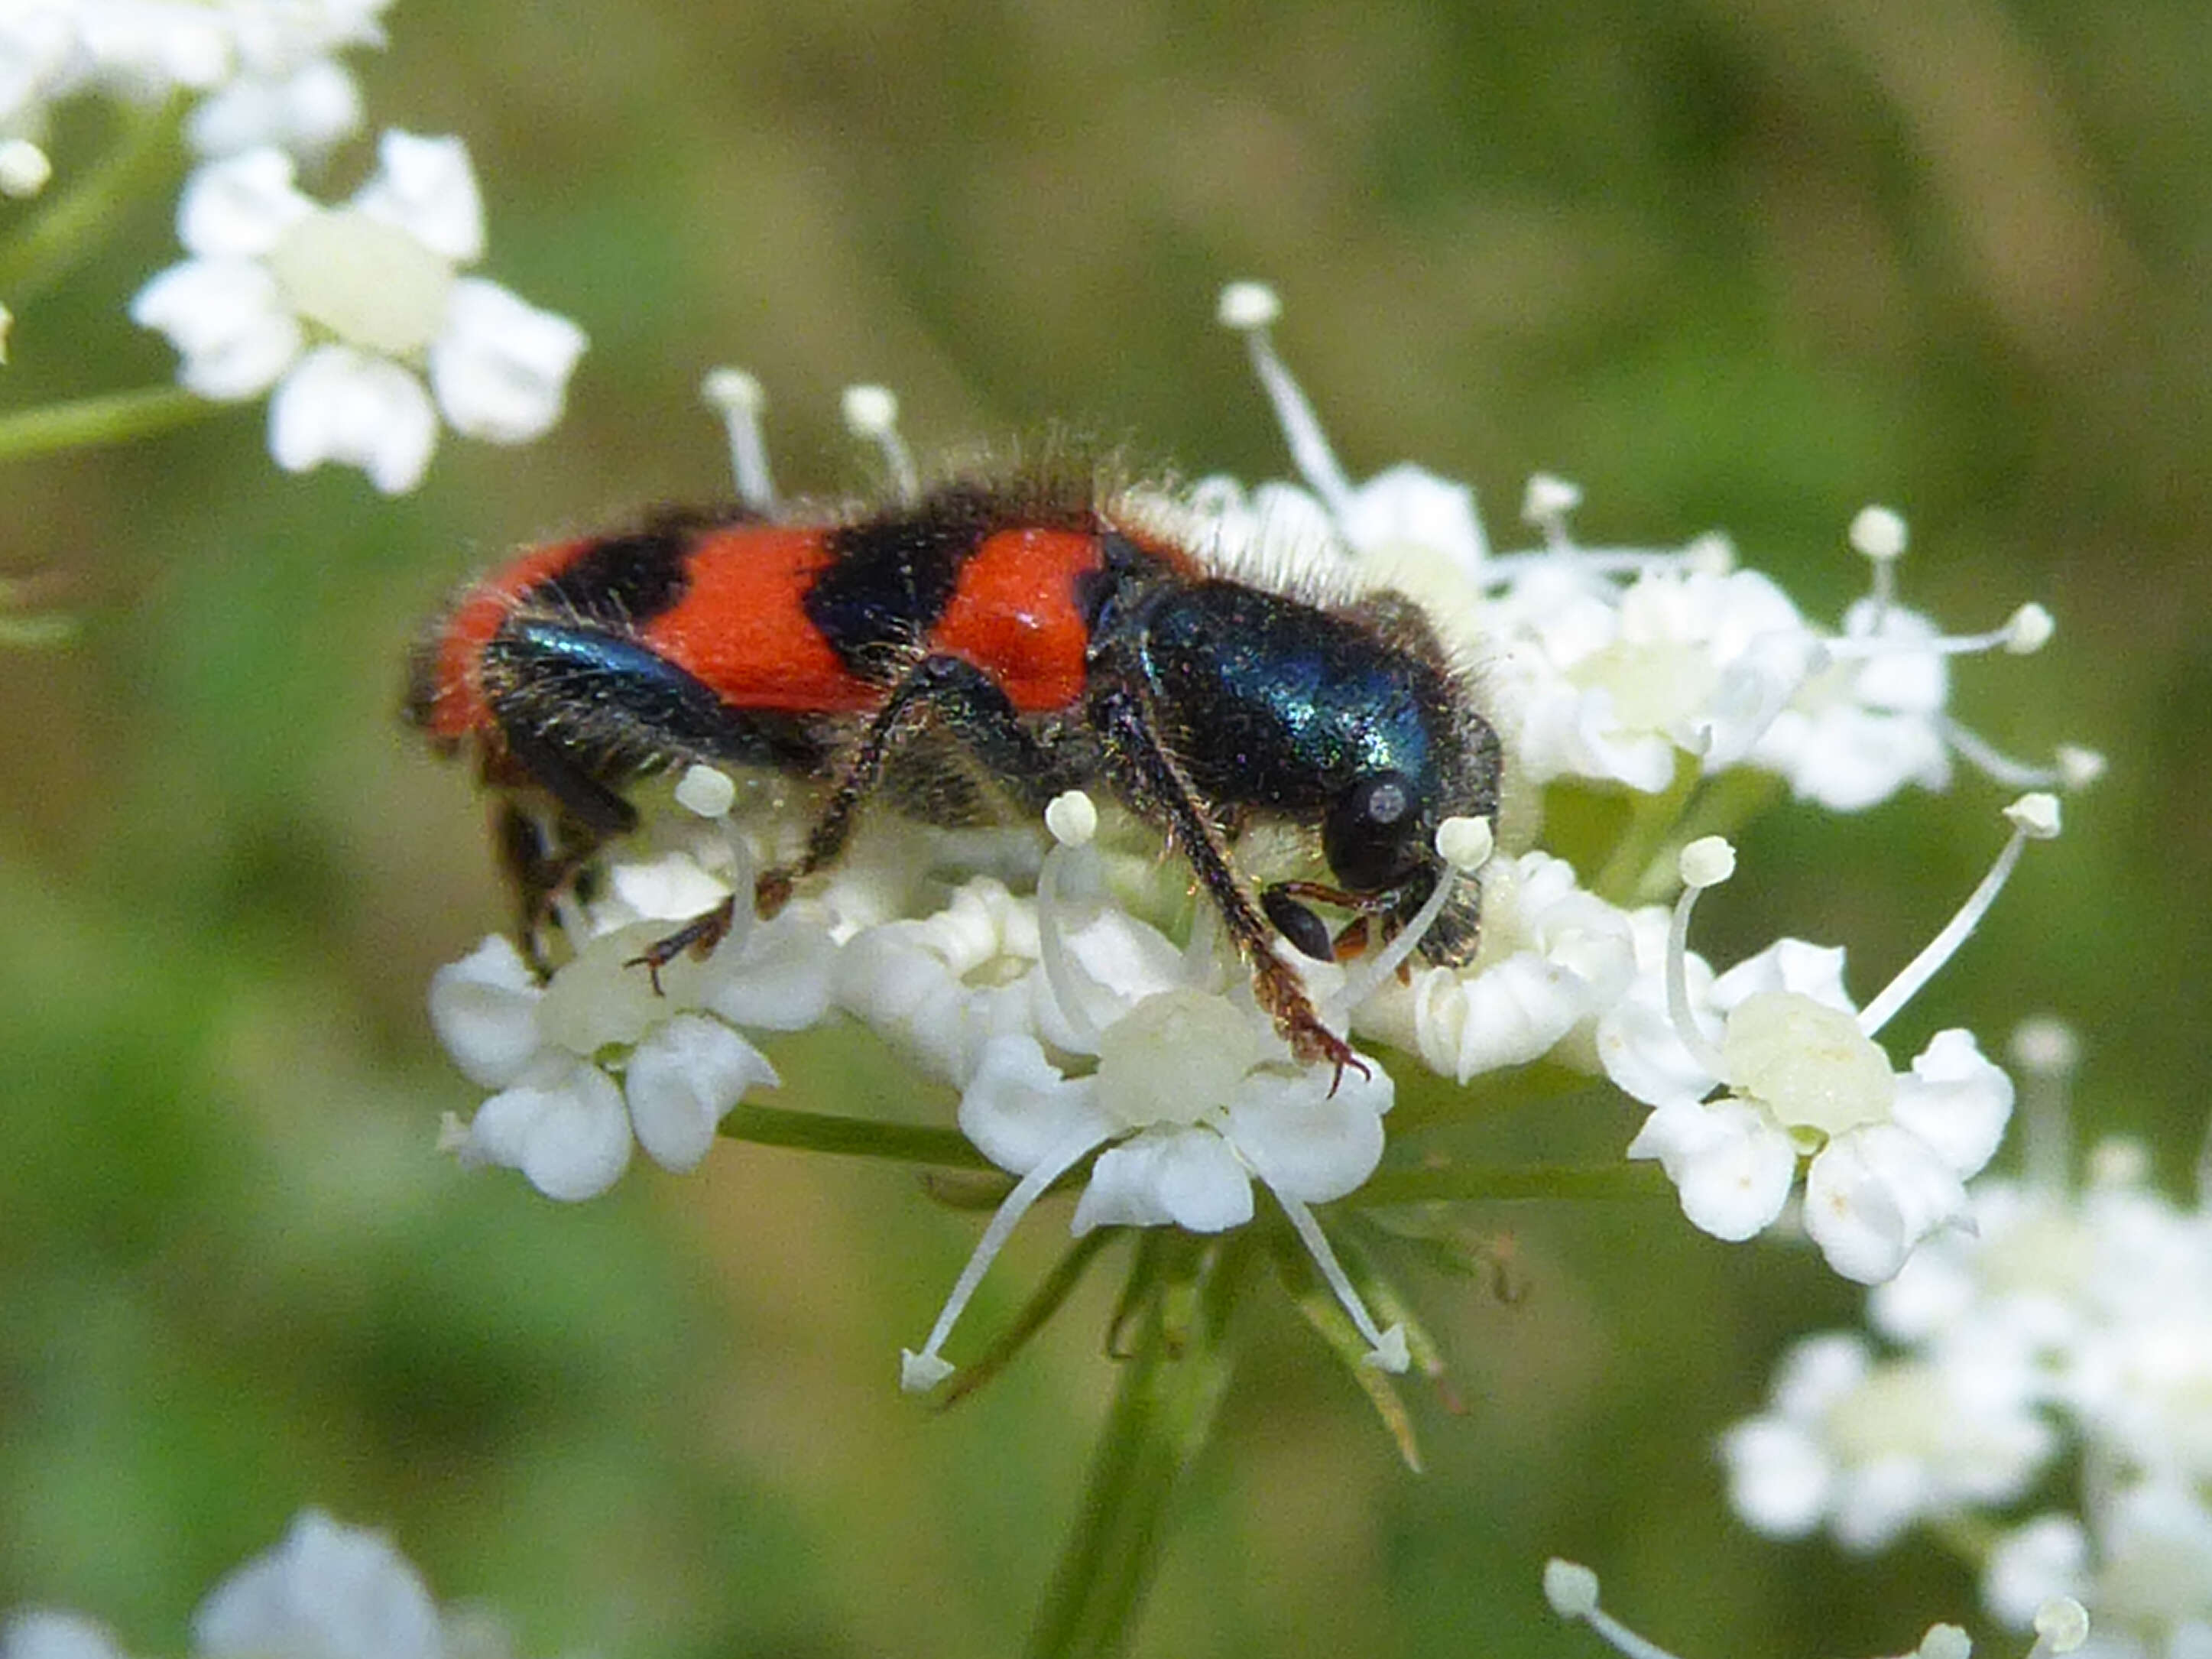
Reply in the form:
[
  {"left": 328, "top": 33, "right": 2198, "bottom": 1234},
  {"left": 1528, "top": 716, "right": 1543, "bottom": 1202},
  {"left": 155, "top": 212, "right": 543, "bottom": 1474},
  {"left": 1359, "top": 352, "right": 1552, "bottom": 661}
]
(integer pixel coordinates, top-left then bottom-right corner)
[
  {"left": 700, "top": 367, "right": 776, "bottom": 510},
  {"left": 1664, "top": 837, "right": 1735, "bottom": 1078},
  {"left": 1542, "top": 1560, "right": 1684, "bottom": 1659},
  {"left": 2008, "top": 1015, "right": 2081, "bottom": 1193},
  {"left": 1276, "top": 1194, "right": 1409, "bottom": 1372},
  {"left": 1522, "top": 473, "right": 1585, "bottom": 553},
  {"left": 1857, "top": 794, "right": 2061, "bottom": 1038},
  {"left": 900, "top": 1125, "right": 1109, "bottom": 1393},
  {"left": 842, "top": 383, "right": 920, "bottom": 502},
  {"left": 1849, "top": 503, "right": 1908, "bottom": 621},
  {"left": 1216, "top": 281, "right": 1357, "bottom": 522},
  {"left": 1938, "top": 718, "right": 2106, "bottom": 793},
  {"left": 1036, "top": 791, "right": 1108, "bottom": 1052},
  {"left": 1825, "top": 600, "right": 2055, "bottom": 662}
]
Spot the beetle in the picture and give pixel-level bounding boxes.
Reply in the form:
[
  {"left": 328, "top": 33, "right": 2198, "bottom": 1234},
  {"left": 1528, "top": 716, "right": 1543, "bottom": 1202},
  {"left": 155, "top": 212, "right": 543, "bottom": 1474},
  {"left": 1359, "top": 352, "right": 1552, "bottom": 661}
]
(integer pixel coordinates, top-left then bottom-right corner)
[{"left": 407, "top": 469, "right": 1503, "bottom": 1078}]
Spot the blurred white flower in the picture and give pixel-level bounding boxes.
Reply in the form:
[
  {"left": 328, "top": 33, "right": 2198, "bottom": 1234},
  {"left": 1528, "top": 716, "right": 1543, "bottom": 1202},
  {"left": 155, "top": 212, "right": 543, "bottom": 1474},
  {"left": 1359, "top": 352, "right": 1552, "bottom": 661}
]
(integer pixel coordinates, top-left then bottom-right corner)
[
  {"left": 193, "top": 1509, "right": 442, "bottom": 1659},
  {"left": 3, "top": 1508, "right": 523, "bottom": 1659},
  {"left": 0, "top": 1, "right": 386, "bottom": 160},
  {"left": 1728, "top": 1015, "right": 2212, "bottom": 1653},
  {"left": 132, "top": 131, "right": 585, "bottom": 493},
  {"left": 2, "top": 1612, "right": 129, "bottom": 1659},
  {"left": 1720, "top": 1329, "right": 2055, "bottom": 1551}
]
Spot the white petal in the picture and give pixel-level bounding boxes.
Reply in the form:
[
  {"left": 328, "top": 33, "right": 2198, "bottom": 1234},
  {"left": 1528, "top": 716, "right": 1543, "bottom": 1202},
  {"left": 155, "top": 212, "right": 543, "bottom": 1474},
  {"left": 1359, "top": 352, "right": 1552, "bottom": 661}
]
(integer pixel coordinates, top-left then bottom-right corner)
[
  {"left": 1890, "top": 1028, "right": 2013, "bottom": 1179},
  {"left": 1570, "top": 688, "right": 1680, "bottom": 794},
  {"left": 352, "top": 130, "right": 484, "bottom": 262},
  {"left": 425, "top": 934, "right": 543, "bottom": 1089},
  {"left": 1830, "top": 1456, "right": 1934, "bottom": 1551},
  {"left": 1338, "top": 463, "right": 1488, "bottom": 569},
  {"left": 1595, "top": 976, "right": 1718, "bottom": 1106},
  {"left": 192, "top": 1508, "right": 443, "bottom": 1659},
  {"left": 1838, "top": 599, "right": 1952, "bottom": 714},
  {"left": 699, "top": 912, "right": 837, "bottom": 1031},
  {"left": 268, "top": 346, "right": 438, "bottom": 494},
  {"left": 1036, "top": 902, "right": 1187, "bottom": 1049},
  {"left": 186, "top": 59, "right": 363, "bottom": 158},
  {"left": 1718, "top": 1417, "right": 1832, "bottom": 1537},
  {"left": 833, "top": 919, "right": 1037, "bottom": 1087},
  {"left": 428, "top": 278, "right": 586, "bottom": 443},
  {"left": 130, "top": 258, "right": 302, "bottom": 399},
  {"left": 177, "top": 148, "right": 314, "bottom": 257},
  {"left": 602, "top": 851, "right": 730, "bottom": 923},
  {"left": 463, "top": 1059, "right": 632, "bottom": 1200},
  {"left": 1422, "top": 952, "right": 1591, "bottom": 1080},
  {"left": 1710, "top": 937, "right": 1855, "bottom": 1015},
  {"left": 957, "top": 1034, "right": 1114, "bottom": 1175},
  {"left": 1981, "top": 1515, "right": 2089, "bottom": 1628},
  {"left": 1768, "top": 1329, "right": 1874, "bottom": 1418},
  {"left": 1222, "top": 1061, "right": 1390, "bottom": 1203},
  {"left": 1769, "top": 706, "right": 1951, "bottom": 811},
  {"left": 1, "top": 1612, "right": 129, "bottom": 1659},
  {"left": 1802, "top": 1123, "right": 1970, "bottom": 1284},
  {"left": 1072, "top": 1128, "right": 1253, "bottom": 1235},
  {"left": 624, "top": 1013, "right": 777, "bottom": 1172},
  {"left": 1700, "top": 628, "right": 1822, "bottom": 768},
  {"left": 1627, "top": 1096, "right": 1796, "bottom": 1242}
]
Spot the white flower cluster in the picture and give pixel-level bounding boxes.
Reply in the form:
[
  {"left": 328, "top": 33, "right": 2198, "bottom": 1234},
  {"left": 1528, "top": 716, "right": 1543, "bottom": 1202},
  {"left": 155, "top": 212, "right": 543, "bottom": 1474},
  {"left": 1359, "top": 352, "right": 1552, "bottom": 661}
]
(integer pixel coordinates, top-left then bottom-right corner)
[
  {"left": 132, "top": 129, "right": 586, "bottom": 493},
  {"left": 0, "top": 0, "right": 391, "bottom": 189},
  {"left": 3, "top": 1508, "right": 517, "bottom": 1659},
  {"left": 428, "top": 284, "right": 2089, "bottom": 1388},
  {"left": 1722, "top": 1030, "right": 2212, "bottom": 1658},
  {"left": 0, "top": 3, "right": 586, "bottom": 492},
  {"left": 433, "top": 768, "right": 1473, "bottom": 1382}
]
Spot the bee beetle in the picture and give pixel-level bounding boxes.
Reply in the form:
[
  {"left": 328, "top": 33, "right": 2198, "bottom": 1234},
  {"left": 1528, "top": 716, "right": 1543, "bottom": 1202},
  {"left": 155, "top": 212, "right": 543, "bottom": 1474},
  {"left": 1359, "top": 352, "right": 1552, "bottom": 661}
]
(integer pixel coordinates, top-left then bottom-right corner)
[{"left": 407, "top": 470, "right": 1503, "bottom": 1079}]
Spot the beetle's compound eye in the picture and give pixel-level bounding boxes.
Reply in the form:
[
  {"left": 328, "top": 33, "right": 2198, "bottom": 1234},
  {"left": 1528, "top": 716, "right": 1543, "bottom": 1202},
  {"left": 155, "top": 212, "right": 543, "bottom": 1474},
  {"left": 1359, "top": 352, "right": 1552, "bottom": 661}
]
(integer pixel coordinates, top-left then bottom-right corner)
[{"left": 1323, "top": 770, "right": 1421, "bottom": 893}]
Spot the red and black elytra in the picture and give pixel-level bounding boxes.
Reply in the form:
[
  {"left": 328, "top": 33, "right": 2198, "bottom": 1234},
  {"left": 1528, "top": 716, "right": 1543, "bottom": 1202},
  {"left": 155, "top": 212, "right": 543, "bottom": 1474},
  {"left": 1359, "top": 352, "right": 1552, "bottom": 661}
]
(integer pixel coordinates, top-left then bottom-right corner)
[{"left": 408, "top": 469, "right": 1503, "bottom": 1079}]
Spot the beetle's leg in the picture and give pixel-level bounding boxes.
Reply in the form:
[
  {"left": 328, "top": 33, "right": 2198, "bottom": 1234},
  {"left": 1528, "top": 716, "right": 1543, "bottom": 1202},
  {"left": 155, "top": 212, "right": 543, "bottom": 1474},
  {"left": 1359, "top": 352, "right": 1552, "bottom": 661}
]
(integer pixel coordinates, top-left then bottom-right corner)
[
  {"left": 490, "top": 801, "right": 611, "bottom": 976},
  {"left": 1090, "top": 687, "right": 1367, "bottom": 1090},
  {"left": 634, "top": 654, "right": 1071, "bottom": 987},
  {"left": 480, "top": 615, "right": 816, "bottom": 985},
  {"left": 752, "top": 653, "right": 1069, "bottom": 914}
]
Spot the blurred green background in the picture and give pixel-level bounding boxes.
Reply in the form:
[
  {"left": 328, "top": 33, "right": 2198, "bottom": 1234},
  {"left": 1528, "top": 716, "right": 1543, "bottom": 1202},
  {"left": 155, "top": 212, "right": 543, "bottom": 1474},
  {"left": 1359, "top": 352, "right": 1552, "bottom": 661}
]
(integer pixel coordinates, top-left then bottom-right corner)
[{"left": 3, "top": 2, "right": 2207, "bottom": 1654}]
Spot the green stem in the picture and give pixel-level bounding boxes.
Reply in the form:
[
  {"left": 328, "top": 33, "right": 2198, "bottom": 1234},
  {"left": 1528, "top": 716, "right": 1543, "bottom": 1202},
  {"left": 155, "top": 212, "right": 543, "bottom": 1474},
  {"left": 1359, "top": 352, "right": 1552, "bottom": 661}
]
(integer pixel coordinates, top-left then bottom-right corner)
[
  {"left": 1027, "top": 1233, "right": 1247, "bottom": 1659},
  {"left": 1667, "top": 766, "right": 1785, "bottom": 874},
  {"left": 1387, "top": 1059, "right": 1598, "bottom": 1134},
  {"left": 1359, "top": 1159, "right": 1669, "bottom": 1206},
  {"left": 0, "top": 99, "right": 187, "bottom": 302},
  {"left": 0, "top": 385, "right": 213, "bottom": 462},
  {"left": 1588, "top": 750, "right": 1700, "bottom": 907},
  {"left": 0, "top": 611, "right": 77, "bottom": 648},
  {"left": 717, "top": 1101, "right": 991, "bottom": 1169}
]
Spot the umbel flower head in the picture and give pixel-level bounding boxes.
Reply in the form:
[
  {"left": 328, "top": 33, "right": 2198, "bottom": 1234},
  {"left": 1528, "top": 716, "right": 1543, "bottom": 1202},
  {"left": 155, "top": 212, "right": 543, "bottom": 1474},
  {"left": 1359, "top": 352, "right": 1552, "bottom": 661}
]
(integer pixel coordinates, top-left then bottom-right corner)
[
  {"left": 894, "top": 793, "right": 1494, "bottom": 1391},
  {"left": 0, "top": 0, "right": 391, "bottom": 187},
  {"left": 132, "top": 128, "right": 585, "bottom": 493},
  {"left": 1722, "top": 1023, "right": 2212, "bottom": 1655},
  {"left": 1611, "top": 797, "right": 2058, "bottom": 1284},
  {"left": 422, "top": 284, "right": 2091, "bottom": 1399}
]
